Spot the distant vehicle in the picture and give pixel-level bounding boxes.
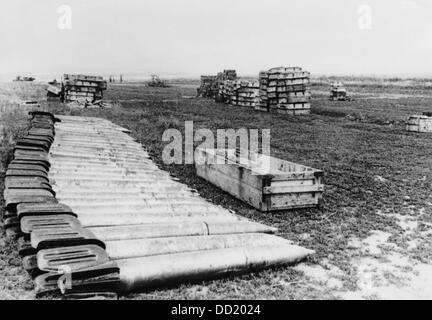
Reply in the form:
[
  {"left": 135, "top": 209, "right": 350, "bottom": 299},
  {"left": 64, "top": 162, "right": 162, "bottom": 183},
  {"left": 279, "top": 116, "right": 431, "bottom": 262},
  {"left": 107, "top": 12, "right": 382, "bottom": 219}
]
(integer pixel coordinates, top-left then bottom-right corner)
[
  {"left": 13, "top": 76, "right": 35, "bottom": 82},
  {"left": 330, "top": 81, "right": 351, "bottom": 101},
  {"left": 147, "top": 74, "right": 169, "bottom": 88}
]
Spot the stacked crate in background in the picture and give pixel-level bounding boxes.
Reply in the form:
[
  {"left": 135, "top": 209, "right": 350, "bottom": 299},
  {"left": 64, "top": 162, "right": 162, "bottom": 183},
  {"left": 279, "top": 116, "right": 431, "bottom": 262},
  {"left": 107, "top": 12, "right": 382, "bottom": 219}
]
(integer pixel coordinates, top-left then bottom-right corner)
[
  {"left": 62, "top": 74, "right": 107, "bottom": 103},
  {"left": 256, "top": 71, "right": 270, "bottom": 112},
  {"left": 231, "top": 80, "right": 259, "bottom": 108},
  {"left": 198, "top": 70, "right": 237, "bottom": 99},
  {"left": 257, "top": 67, "right": 311, "bottom": 115},
  {"left": 197, "top": 75, "right": 218, "bottom": 98},
  {"left": 406, "top": 114, "right": 432, "bottom": 133},
  {"left": 218, "top": 80, "right": 236, "bottom": 103},
  {"left": 214, "top": 69, "right": 237, "bottom": 103},
  {"left": 218, "top": 80, "right": 259, "bottom": 108},
  {"left": 218, "top": 69, "right": 237, "bottom": 81}
]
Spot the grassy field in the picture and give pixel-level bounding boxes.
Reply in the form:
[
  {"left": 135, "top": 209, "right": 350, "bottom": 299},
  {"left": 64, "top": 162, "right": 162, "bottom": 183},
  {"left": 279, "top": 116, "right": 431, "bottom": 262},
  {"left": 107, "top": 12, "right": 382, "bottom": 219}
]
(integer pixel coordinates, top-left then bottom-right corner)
[
  {"left": 1, "top": 78, "right": 432, "bottom": 299},
  {"left": 0, "top": 83, "right": 47, "bottom": 299}
]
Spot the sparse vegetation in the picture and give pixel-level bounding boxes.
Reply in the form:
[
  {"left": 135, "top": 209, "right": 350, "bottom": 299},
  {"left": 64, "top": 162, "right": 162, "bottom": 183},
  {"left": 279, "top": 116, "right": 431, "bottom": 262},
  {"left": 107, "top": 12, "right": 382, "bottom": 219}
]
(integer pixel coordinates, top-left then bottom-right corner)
[
  {"left": 0, "top": 83, "right": 40, "bottom": 299},
  {"left": 1, "top": 79, "right": 432, "bottom": 299}
]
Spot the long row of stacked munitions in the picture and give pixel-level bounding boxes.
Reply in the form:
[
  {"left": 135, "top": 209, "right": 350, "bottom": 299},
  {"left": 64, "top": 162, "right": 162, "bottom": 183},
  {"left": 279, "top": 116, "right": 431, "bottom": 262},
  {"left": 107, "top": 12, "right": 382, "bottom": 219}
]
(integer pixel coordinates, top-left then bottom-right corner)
[
  {"left": 62, "top": 74, "right": 108, "bottom": 103},
  {"left": 199, "top": 67, "right": 311, "bottom": 114},
  {"left": 257, "top": 67, "right": 311, "bottom": 115}
]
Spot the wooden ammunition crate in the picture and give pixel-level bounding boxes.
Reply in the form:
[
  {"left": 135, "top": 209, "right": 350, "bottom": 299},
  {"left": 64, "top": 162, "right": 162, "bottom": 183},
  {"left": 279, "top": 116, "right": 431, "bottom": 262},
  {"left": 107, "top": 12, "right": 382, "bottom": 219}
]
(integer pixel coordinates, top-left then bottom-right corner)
[
  {"left": 406, "top": 115, "right": 432, "bottom": 133},
  {"left": 276, "top": 109, "right": 311, "bottom": 115},
  {"left": 195, "top": 149, "right": 324, "bottom": 211}
]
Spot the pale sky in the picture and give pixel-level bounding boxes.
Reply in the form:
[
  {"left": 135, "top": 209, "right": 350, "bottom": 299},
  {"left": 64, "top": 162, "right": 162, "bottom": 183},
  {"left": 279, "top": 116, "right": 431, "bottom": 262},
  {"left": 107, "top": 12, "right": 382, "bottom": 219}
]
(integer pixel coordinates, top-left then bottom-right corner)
[{"left": 0, "top": 0, "right": 431, "bottom": 78}]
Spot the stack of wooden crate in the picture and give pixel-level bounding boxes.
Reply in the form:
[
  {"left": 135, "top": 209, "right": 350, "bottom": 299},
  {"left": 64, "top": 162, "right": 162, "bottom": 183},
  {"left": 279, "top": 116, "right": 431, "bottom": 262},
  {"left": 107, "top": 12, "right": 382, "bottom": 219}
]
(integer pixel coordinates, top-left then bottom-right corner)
[
  {"left": 218, "top": 80, "right": 259, "bottom": 108},
  {"left": 62, "top": 74, "right": 107, "bottom": 103},
  {"left": 406, "top": 114, "right": 432, "bottom": 133},
  {"left": 198, "top": 70, "right": 238, "bottom": 99},
  {"left": 218, "top": 69, "right": 237, "bottom": 81},
  {"left": 231, "top": 80, "right": 259, "bottom": 108},
  {"left": 197, "top": 75, "right": 218, "bottom": 98},
  {"left": 256, "top": 67, "right": 311, "bottom": 115},
  {"left": 256, "top": 71, "right": 271, "bottom": 112},
  {"left": 218, "top": 80, "right": 236, "bottom": 103}
]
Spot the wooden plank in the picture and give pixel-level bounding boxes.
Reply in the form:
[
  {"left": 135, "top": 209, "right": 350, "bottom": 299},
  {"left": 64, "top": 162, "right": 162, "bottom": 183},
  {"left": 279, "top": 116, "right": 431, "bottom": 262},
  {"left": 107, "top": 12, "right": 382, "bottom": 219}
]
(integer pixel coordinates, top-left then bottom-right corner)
[
  {"left": 196, "top": 149, "right": 324, "bottom": 211},
  {"left": 196, "top": 165, "right": 264, "bottom": 210},
  {"left": 269, "top": 193, "right": 321, "bottom": 210},
  {"left": 263, "top": 184, "right": 324, "bottom": 194}
]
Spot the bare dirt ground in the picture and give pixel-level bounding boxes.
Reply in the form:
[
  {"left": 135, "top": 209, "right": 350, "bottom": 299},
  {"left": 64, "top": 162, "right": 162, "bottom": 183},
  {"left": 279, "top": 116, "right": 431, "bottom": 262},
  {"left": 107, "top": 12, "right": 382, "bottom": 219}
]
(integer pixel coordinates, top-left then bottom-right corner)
[{"left": 1, "top": 77, "right": 432, "bottom": 300}]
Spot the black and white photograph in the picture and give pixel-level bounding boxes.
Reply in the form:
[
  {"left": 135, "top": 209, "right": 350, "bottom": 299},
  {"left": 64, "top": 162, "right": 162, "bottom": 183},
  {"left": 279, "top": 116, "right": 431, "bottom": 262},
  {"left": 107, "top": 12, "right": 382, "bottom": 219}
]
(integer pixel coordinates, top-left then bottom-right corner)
[{"left": 0, "top": 0, "right": 432, "bottom": 306}]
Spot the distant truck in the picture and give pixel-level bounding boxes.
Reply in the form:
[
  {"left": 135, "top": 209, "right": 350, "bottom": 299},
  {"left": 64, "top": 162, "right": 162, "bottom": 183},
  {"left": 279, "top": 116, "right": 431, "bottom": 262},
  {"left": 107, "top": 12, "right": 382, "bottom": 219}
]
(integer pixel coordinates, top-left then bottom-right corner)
[
  {"left": 13, "top": 76, "right": 35, "bottom": 82},
  {"left": 147, "top": 75, "right": 169, "bottom": 88},
  {"left": 330, "top": 81, "right": 351, "bottom": 101}
]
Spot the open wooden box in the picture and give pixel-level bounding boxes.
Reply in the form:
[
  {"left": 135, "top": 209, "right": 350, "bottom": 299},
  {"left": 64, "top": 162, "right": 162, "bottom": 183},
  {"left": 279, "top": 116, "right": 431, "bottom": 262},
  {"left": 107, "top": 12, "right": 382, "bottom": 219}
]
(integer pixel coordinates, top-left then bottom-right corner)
[{"left": 195, "top": 149, "right": 324, "bottom": 211}]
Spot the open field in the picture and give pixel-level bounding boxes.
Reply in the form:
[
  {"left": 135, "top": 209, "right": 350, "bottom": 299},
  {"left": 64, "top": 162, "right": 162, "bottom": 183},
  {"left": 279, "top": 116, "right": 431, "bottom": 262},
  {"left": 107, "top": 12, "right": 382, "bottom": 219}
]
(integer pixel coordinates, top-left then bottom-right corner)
[{"left": 1, "top": 78, "right": 432, "bottom": 299}]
